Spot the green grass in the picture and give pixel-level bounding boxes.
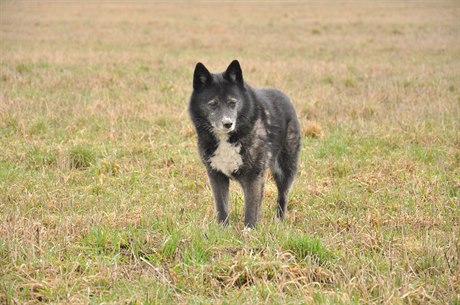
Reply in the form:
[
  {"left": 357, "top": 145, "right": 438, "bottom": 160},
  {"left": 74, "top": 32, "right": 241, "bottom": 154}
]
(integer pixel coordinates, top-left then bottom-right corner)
[
  {"left": 68, "top": 144, "right": 96, "bottom": 169},
  {"left": 283, "top": 234, "right": 334, "bottom": 265},
  {"left": 1, "top": 1, "right": 459, "bottom": 304}
]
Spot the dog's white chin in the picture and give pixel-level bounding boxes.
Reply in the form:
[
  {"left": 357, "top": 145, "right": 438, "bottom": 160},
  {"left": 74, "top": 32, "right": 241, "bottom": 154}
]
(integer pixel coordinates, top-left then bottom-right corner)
[{"left": 213, "top": 127, "right": 235, "bottom": 136}]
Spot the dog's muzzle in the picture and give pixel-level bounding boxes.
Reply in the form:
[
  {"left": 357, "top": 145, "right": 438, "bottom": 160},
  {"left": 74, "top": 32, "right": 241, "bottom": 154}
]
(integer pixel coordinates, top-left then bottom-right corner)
[{"left": 222, "top": 118, "right": 234, "bottom": 131}]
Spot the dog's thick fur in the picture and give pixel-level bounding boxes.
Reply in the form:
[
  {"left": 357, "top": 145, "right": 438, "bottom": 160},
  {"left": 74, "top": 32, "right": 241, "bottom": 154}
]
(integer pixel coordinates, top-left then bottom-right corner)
[{"left": 189, "top": 60, "right": 301, "bottom": 227}]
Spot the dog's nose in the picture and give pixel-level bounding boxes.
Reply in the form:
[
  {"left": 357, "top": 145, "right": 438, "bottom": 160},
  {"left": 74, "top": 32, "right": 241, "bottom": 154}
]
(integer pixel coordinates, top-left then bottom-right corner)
[{"left": 222, "top": 118, "right": 233, "bottom": 129}]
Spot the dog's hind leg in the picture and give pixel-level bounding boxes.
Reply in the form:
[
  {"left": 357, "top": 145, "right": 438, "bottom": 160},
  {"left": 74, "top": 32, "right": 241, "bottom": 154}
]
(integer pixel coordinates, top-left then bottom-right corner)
[
  {"left": 207, "top": 170, "right": 230, "bottom": 225},
  {"left": 272, "top": 159, "right": 296, "bottom": 219},
  {"left": 272, "top": 120, "right": 301, "bottom": 219}
]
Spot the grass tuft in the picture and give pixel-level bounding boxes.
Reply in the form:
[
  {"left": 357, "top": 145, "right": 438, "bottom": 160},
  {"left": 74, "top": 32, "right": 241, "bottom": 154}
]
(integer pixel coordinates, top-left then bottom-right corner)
[
  {"left": 283, "top": 234, "right": 334, "bottom": 265},
  {"left": 302, "top": 121, "right": 323, "bottom": 138},
  {"left": 68, "top": 144, "right": 96, "bottom": 169},
  {"left": 162, "top": 231, "right": 181, "bottom": 259},
  {"left": 27, "top": 147, "right": 57, "bottom": 169}
]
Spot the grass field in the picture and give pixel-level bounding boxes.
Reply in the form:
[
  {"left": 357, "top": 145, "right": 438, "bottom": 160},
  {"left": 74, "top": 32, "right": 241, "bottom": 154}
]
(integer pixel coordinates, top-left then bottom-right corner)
[{"left": 1, "top": 1, "right": 459, "bottom": 304}]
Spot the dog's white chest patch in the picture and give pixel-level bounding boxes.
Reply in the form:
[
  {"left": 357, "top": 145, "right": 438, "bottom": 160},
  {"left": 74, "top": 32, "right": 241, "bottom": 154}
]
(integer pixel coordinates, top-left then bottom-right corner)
[{"left": 209, "top": 136, "right": 242, "bottom": 177}]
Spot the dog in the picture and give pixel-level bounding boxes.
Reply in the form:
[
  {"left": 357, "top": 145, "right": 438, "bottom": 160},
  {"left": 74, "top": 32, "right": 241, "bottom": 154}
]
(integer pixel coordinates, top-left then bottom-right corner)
[{"left": 188, "top": 60, "right": 301, "bottom": 228}]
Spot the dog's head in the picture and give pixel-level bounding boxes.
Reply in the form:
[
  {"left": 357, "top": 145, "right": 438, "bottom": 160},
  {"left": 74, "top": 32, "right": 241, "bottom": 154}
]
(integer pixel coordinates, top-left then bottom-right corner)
[{"left": 189, "top": 60, "right": 246, "bottom": 135}]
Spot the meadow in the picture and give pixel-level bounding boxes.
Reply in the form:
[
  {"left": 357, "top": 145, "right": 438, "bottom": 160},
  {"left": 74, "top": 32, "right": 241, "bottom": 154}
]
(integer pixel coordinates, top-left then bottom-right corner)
[{"left": 0, "top": 1, "right": 459, "bottom": 304}]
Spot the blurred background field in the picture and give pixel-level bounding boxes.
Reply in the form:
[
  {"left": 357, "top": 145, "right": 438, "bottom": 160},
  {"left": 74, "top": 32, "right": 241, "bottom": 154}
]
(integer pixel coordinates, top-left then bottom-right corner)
[{"left": 0, "top": 1, "right": 459, "bottom": 304}]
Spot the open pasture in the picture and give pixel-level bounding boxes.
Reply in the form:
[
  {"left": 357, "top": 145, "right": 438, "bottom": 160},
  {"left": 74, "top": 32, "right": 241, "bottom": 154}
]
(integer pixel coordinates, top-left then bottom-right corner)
[{"left": 0, "top": 1, "right": 459, "bottom": 304}]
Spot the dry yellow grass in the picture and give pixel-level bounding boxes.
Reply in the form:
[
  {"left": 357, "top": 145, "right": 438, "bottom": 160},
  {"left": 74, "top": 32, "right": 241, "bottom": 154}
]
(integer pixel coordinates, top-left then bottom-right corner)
[
  {"left": 1, "top": 1, "right": 459, "bottom": 304},
  {"left": 303, "top": 121, "right": 323, "bottom": 138}
]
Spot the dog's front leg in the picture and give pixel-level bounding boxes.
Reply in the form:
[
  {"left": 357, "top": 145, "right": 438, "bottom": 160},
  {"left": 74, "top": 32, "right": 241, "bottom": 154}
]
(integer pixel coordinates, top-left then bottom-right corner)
[
  {"left": 207, "top": 170, "right": 230, "bottom": 225},
  {"left": 241, "top": 174, "right": 264, "bottom": 228}
]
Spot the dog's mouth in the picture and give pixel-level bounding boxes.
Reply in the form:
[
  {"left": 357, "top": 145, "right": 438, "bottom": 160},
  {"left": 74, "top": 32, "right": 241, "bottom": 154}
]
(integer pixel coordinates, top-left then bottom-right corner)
[
  {"left": 213, "top": 124, "right": 235, "bottom": 135},
  {"left": 216, "top": 127, "right": 234, "bottom": 134}
]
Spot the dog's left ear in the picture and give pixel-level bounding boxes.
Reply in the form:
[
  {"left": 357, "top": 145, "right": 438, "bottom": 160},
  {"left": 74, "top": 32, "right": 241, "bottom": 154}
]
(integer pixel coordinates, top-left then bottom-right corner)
[{"left": 224, "top": 60, "right": 243, "bottom": 85}]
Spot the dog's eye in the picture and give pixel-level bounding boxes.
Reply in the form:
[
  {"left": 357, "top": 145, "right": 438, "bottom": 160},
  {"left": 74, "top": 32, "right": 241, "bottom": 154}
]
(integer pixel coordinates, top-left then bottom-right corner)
[
  {"left": 228, "top": 100, "right": 237, "bottom": 108},
  {"left": 208, "top": 100, "right": 217, "bottom": 108}
]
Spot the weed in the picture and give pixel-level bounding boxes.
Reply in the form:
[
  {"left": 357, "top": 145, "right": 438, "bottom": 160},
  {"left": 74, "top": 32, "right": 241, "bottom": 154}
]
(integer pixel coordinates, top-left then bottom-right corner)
[
  {"left": 27, "top": 146, "right": 57, "bottom": 169},
  {"left": 321, "top": 74, "right": 334, "bottom": 85},
  {"left": 283, "top": 234, "right": 334, "bottom": 265},
  {"left": 162, "top": 232, "right": 181, "bottom": 259},
  {"left": 302, "top": 121, "right": 323, "bottom": 138},
  {"left": 344, "top": 77, "right": 356, "bottom": 87},
  {"left": 311, "top": 28, "right": 321, "bottom": 35},
  {"left": 68, "top": 144, "right": 96, "bottom": 169}
]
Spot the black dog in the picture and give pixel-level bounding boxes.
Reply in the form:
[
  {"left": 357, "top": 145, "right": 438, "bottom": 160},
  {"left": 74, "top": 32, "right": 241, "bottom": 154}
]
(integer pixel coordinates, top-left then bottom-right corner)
[{"left": 189, "top": 60, "right": 301, "bottom": 228}]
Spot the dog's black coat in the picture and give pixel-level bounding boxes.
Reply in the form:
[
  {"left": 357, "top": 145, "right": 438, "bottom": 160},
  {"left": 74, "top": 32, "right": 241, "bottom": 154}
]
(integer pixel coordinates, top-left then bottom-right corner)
[{"left": 189, "top": 60, "right": 301, "bottom": 227}]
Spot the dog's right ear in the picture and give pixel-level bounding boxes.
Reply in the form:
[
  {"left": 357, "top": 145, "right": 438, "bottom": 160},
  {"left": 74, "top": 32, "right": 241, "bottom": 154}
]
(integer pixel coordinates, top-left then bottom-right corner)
[{"left": 193, "top": 62, "right": 212, "bottom": 90}]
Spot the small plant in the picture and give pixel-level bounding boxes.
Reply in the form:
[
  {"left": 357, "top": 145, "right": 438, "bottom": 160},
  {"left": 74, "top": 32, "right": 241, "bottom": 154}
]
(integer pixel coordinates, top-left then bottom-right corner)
[
  {"left": 184, "top": 232, "right": 211, "bottom": 264},
  {"left": 344, "top": 77, "right": 356, "bottom": 88},
  {"left": 68, "top": 144, "right": 96, "bottom": 169},
  {"left": 29, "top": 117, "right": 48, "bottom": 135},
  {"left": 15, "top": 63, "right": 32, "bottom": 74},
  {"left": 311, "top": 28, "right": 321, "bottom": 35},
  {"left": 321, "top": 75, "right": 334, "bottom": 85},
  {"left": 283, "top": 234, "right": 334, "bottom": 265},
  {"left": 28, "top": 147, "right": 57, "bottom": 168},
  {"left": 302, "top": 121, "right": 323, "bottom": 138},
  {"left": 82, "top": 226, "right": 109, "bottom": 253},
  {"left": 162, "top": 232, "right": 181, "bottom": 259}
]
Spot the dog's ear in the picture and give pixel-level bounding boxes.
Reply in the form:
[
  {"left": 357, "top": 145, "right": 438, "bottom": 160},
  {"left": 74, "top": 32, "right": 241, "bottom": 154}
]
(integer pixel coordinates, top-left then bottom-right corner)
[
  {"left": 193, "top": 62, "right": 212, "bottom": 90},
  {"left": 224, "top": 60, "right": 243, "bottom": 85}
]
